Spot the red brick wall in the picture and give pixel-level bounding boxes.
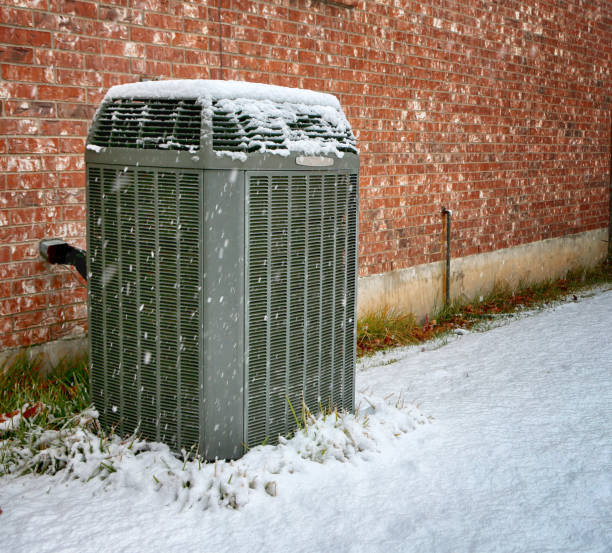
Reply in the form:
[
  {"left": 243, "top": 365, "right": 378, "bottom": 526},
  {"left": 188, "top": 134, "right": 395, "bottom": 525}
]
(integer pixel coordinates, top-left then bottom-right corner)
[{"left": 1, "top": 0, "right": 611, "bottom": 350}]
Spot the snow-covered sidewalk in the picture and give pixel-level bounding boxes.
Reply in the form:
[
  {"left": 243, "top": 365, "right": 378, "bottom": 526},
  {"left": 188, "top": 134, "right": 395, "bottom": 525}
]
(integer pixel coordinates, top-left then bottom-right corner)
[{"left": 2, "top": 290, "right": 612, "bottom": 553}]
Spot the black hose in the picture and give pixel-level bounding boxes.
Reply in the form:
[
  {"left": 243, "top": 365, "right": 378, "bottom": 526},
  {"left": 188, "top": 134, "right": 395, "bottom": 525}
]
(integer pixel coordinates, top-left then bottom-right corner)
[
  {"left": 39, "top": 239, "right": 87, "bottom": 281},
  {"left": 63, "top": 246, "right": 87, "bottom": 281}
]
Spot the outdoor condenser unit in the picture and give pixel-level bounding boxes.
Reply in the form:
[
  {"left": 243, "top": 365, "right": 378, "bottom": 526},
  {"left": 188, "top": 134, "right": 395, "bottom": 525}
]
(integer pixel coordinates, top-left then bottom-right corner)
[{"left": 85, "top": 80, "right": 359, "bottom": 459}]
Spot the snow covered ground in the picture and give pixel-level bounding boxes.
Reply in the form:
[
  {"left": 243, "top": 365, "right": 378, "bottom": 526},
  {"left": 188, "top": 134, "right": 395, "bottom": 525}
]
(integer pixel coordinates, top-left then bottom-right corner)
[{"left": 2, "top": 290, "right": 612, "bottom": 553}]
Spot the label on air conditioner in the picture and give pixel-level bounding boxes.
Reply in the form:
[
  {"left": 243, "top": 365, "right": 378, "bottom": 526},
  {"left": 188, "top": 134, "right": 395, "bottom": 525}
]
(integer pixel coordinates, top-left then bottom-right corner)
[{"left": 296, "top": 156, "right": 334, "bottom": 167}]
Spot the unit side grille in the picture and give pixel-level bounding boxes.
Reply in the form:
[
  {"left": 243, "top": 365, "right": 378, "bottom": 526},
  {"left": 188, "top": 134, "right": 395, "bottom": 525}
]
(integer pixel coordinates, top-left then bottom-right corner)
[
  {"left": 88, "top": 166, "right": 201, "bottom": 451},
  {"left": 246, "top": 172, "right": 358, "bottom": 447},
  {"left": 90, "top": 99, "right": 202, "bottom": 151},
  {"left": 212, "top": 100, "right": 358, "bottom": 155}
]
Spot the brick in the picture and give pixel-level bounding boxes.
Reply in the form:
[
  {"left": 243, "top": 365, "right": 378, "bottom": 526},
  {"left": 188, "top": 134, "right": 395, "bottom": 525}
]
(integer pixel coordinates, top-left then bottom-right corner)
[
  {"left": 0, "top": 315, "right": 11, "bottom": 334},
  {"left": 59, "top": 138, "right": 85, "bottom": 154},
  {"left": 0, "top": 293, "right": 47, "bottom": 316},
  {"left": 48, "top": 287, "right": 87, "bottom": 307},
  {"left": 131, "top": 0, "right": 166, "bottom": 11},
  {"left": 1, "top": 64, "right": 49, "bottom": 83},
  {"left": 1, "top": 326, "right": 51, "bottom": 348},
  {"left": 172, "top": 64, "right": 213, "bottom": 79},
  {"left": 46, "top": 221, "right": 85, "bottom": 238},
  {"left": 129, "top": 57, "right": 146, "bottom": 74},
  {"left": 58, "top": 172, "right": 85, "bottom": 188},
  {"left": 40, "top": 155, "right": 84, "bottom": 172},
  {"left": 0, "top": 46, "right": 33, "bottom": 64},
  {"left": 139, "top": 60, "right": 171, "bottom": 76},
  {"left": 0, "top": 27, "right": 50, "bottom": 47},
  {"left": 12, "top": 275, "right": 62, "bottom": 296},
  {"left": 4, "top": 101, "right": 55, "bottom": 118},
  {"left": 34, "top": 50, "right": 85, "bottom": 69},
  {"left": 12, "top": 309, "right": 47, "bottom": 330},
  {"left": 171, "top": 32, "right": 207, "bottom": 50},
  {"left": 103, "top": 73, "right": 133, "bottom": 88},
  {"left": 102, "top": 39, "right": 146, "bottom": 58},
  {"left": 50, "top": 318, "right": 86, "bottom": 340},
  {"left": 131, "top": 27, "right": 173, "bottom": 45},
  {"left": 0, "top": 6, "right": 34, "bottom": 27},
  {"left": 86, "top": 89, "right": 106, "bottom": 106},
  {"left": 7, "top": 137, "right": 58, "bottom": 154},
  {"left": 0, "top": 246, "right": 10, "bottom": 262},
  {"left": 0, "top": 155, "right": 43, "bottom": 172},
  {"left": 9, "top": 242, "right": 40, "bottom": 261},
  {"left": 183, "top": 50, "right": 217, "bottom": 66},
  {"left": 0, "top": 189, "right": 44, "bottom": 208},
  {"left": 0, "top": 82, "right": 37, "bottom": 100},
  {"left": 55, "top": 33, "right": 99, "bottom": 53},
  {"left": 38, "top": 85, "right": 86, "bottom": 102},
  {"left": 94, "top": 19, "right": 130, "bottom": 39},
  {"left": 48, "top": 0, "right": 98, "bottom": 18},
  {"left": 63, "top": 204, "right": 86, "bottom": 220},
  {"left": 56, "top": 103, "right": 96, "bottom": 120},
  {"left": 145, "top": 44, "right": 185, "bottom": 63},
  {"left": 0, "top": 260, "right": 46, "bottom": 281},
  {"left": 0, "top": 225, "right": 46, "bottom": 247},
  {"left": 144, "top": 12, "right": 183, "bottom": 30},
  {"left": 56, "top": 68, "right": 103, "bottom": 87},
  {"left": 40, "top": 120, "right": 87, "bottom": 136},
  {"left": 43, "top": 187, "right": 85, "bottom": 204},
  {"left": 85, "top": 55, "right": 130, "bottom": 73},
  {"left": 0, "top": 119, "right": 39, "bottom": 135},
  {"left": 10, "top": 206, "right": 60, "bottom": 225}
]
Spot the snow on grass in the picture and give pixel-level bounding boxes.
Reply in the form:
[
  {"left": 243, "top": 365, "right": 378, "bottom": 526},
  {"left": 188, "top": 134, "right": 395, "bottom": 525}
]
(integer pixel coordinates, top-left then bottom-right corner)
[
  {"left": 0, "top": 403, "right": 45, "bottom": 435},
  {"left": 0, "top": 410, "right": 24, "bottom": 434},
  {"left": 0, "top": 394, "right": 426, "bottom": 511}
]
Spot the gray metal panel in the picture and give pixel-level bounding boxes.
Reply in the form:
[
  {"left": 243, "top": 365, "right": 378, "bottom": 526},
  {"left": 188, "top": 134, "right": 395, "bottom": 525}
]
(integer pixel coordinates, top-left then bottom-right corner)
[
  {"left": 347, "top": 174, "right": 359, "bottom": 411},
  {"left": 201, "top": 169, "right": 245, "bottom": 459},
  {"left": 244, "top": 170, "right": 358, "bottom": 448},
  {"left": 88, "top": 164, "right": 202, "bottom": 452},
  {"left": 85, "top": 148, "right": 359, "bottom": 172}
]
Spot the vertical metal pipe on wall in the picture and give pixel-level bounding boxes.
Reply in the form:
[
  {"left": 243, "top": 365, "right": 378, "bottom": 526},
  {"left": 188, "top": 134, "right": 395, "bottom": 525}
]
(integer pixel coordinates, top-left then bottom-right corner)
[
  {"left": 442, "top": 207, "right": 452, "bottom": 305},
  {"left": 608, "top": 115, "right": 612, "bottom": 262}
]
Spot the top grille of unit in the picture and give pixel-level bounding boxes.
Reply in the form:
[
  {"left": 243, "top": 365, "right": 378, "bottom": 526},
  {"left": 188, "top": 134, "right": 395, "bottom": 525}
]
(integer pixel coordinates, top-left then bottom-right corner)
[
  {"left": 90, "top": 97, "right": 357, "bottom": 155},
  {"left": 211, "top": 100, "right": 357, "bottom": 154},
  {"left": 90, "top": 98, "right": 202, "bottom": 151}
]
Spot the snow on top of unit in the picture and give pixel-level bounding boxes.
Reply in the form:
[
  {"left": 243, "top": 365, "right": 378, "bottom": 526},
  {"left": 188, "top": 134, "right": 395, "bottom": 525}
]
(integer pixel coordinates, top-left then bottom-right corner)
[
  {"left": 209, "top": 96, "right": 355, "bottom": 161},
  {"left": 100, "top": 80, "right": 356, "bottom": 159},
  {"left": 104, "top": 79, "right": 341, "bottom": 109}
]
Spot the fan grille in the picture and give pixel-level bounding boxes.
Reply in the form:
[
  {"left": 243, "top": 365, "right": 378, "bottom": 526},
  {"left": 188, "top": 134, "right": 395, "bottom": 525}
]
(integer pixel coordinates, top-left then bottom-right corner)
[
  {"left": 246, "top": 172, "right": 358, "bottom": 447},
  {"left": 90, "top": 99, "right": 202, "bottom": 151},
  {"left": 212, "top": 101, "right": 358, "bottom": 154},
  {"left": 88, "top": 165, "right": 201, "bottom": 451}
]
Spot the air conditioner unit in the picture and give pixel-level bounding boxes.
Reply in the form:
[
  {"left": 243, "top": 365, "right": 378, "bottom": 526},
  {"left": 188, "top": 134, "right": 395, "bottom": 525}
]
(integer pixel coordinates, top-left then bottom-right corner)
[{"left": 85, "top": 80, "right": 359, "bottom": 459}]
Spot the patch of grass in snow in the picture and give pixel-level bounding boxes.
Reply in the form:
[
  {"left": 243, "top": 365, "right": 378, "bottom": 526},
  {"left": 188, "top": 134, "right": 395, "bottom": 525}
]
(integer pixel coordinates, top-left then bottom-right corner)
[
  {"left": 357, "top": 306, "right": 419, "bottom": 355},
  {"left": 0, "top": 351, "right": 89, "bottom": 415},
  {"left": 0, "top": 351, "right": 90, "bottom": 476},
  {"left": 357, "top": 260, "right": 612, "bottom": 356},
  {"left": 0, "top": 351, "right": 89, "bottom": 422}
]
